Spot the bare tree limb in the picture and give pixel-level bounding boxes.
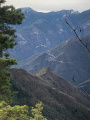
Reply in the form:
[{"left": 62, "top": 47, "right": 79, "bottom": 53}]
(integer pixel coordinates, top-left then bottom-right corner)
[{"left": 65, "top": 18, "right": 90, "bottom": 54}]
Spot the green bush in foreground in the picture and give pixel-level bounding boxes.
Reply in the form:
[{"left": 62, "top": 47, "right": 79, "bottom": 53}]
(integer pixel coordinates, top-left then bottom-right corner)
[
  {"left": 0, "top": 101, "right": 47, "bottom": 120},
  {"left": 30, "top": 102, "right": 47, "bottom": 120}
]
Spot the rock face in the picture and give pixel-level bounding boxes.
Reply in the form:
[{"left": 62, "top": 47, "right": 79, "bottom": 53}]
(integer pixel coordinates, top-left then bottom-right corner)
[
  {"left": 11, "top": 68, "right": 90, "bottom": 120},
  {"left": 9, "top": 8, "right": 90, "bottom": 61},
  {"left": 18, "top": 35, "right": 90, "bottom": 84}
]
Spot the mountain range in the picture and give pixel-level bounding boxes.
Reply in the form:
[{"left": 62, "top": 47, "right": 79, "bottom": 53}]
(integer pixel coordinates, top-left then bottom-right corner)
[
  {"left": 18, "top": 35, "right": 90, "bottom": 85},
  {"left": 8, "top": 8, "right": 90, "bottom": 119},
  {"left": 9, "top": 8, "right": 90, "bottom": 61},
  {"left": 10, "top": 68, "right": 90, "bottom": 120}
]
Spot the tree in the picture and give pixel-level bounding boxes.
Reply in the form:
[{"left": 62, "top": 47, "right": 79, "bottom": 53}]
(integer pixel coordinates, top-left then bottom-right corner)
[
  {"left": 30, "top": 102, "right": 47, "bottom": 120},
  {"left": 0, "top": 58, "right": 17, "bottom": 103},
  {"left": 0, "top": 101, "right": 29, "bottom": 120},
  {"left": 0, "top": 0, "right": 24, "bottom": 57},
  {"left": 65, "top": 16, "right": 90, "bottom": 54},
  {"left": 0, "top": 101, "right": 47, "bottom": 120},
  {"left": 0, "top": 0, "right": 24, "bottom": 103}
]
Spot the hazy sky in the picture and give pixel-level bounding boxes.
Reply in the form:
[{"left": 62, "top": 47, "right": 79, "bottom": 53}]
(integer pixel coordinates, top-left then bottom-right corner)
[{"left": 5, "top": 0, "right": 90, "bottom": 12}]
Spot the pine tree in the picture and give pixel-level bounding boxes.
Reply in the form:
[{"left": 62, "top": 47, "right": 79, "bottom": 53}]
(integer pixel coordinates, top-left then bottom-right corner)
[
  {"left": 0, "top": 58, "right": 17, "bottom": 103},
  {"left": 0, "top": 0, "right": 24, "bottom": 103},
  {"left": 0, "top": 0, "right": 24, "bottom": 57}
]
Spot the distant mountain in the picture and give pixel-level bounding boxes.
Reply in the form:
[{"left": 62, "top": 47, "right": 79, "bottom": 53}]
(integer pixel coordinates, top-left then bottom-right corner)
[
  {"left": 9, "top": 8, "right": 90, "bottom": 61},
  {"left": 10, "top": 68, "right": 90, "bottom": 120},
  {"left": 18, "top": 35, "right": 90, "bottom": 84}
]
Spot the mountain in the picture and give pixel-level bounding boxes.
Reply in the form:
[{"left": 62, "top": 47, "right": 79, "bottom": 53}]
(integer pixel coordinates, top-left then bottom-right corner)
[
  {"left": 18, "top": 35, "right": 90, "bottom": 85},
  {"left": 10, "top": 68, "right": 90, "bottom": 120},
  {"left": 9, "top": 8, "right": 90, "bottom": 61}
]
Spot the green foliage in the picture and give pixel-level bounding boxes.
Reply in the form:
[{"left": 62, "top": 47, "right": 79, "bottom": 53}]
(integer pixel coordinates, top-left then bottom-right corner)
[
  {"left": 0, "top": 101, "right": 30, "bottom": 120},
  {"left": 30, "top": 102, "right": 47, "bottom": 120},
  {"left": 0, "top": 101, "right": 47, "bottom": 120},
  {"left": 0, "top": 1, "right": 24, "bottom": 57},
  {"left": 0, "top": 58, "right": 17, "bottom": 103},
  {"left": 0, "top": 5, "right": 24, "bottom": 24},
  {"left": 0, "top": 34, "right": 17, "bottom": 57},
  {"left": 0, "top": 0, "right": 24, "bottom": 102}
]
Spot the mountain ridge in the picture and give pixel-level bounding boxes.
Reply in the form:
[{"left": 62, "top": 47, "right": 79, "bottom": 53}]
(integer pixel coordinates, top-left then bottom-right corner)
[
  {"left": 10, "top": 68, "right": 90, "bottom": 120},
  {"left": 18, "top": 35, "right": 90, "bottom": 85},
  {"left": 9, "top": 8, "right": 90, "bottom": 61}
]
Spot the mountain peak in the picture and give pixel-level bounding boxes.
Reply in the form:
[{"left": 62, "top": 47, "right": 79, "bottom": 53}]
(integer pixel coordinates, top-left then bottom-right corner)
[
  {"left": 35, "top": 67, "right": 52, "bottom": 76},
  {"left": 21, "top": 7, "right": 36, "bottom": 13}
]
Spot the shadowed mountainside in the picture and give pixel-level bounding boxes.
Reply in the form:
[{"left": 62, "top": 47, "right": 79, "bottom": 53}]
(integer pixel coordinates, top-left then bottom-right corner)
[{"left": 10, "top": 68, "right": 90, "bottom": 120}]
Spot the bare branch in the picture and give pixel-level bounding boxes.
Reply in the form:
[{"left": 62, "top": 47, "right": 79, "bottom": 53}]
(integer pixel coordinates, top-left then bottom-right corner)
[{"left": 65, "top": 17, "right": 90, "bottom": 54}]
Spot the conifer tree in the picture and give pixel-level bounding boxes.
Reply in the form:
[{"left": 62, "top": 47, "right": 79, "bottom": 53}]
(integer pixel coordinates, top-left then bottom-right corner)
[
  {"left": 0, "top": 0, "right": 24, "bottom": 57},
  {"left": 0, "top": 0, "right": 24, "bottom": 102}
]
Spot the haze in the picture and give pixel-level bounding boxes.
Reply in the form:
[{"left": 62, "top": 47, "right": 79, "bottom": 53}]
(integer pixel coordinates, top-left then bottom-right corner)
[{"left": 5, "top": 0, "right": 90, "bottom": 12}]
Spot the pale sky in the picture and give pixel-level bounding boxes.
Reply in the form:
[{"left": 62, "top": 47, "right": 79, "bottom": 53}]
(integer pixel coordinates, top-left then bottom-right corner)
[{"left": 5, "top": 0, "right": 90, "bottom": 12}]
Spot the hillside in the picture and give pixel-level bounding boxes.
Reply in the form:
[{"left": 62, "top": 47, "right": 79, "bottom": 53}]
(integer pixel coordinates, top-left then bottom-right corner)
[
  {"left": 9, "top": 8, "right": 90, "bottom": 61},
  {"left": 18, "top": 35, "right": 90, "bottom": 84},
  {"left": 10, "top": 68, "right": 90, "bottom": 120}
]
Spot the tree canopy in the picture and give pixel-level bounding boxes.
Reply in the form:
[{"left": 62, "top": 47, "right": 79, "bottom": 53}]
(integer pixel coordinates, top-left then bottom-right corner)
[{"left": 0, "top": 101, "right": 47, "bottom": 120}]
